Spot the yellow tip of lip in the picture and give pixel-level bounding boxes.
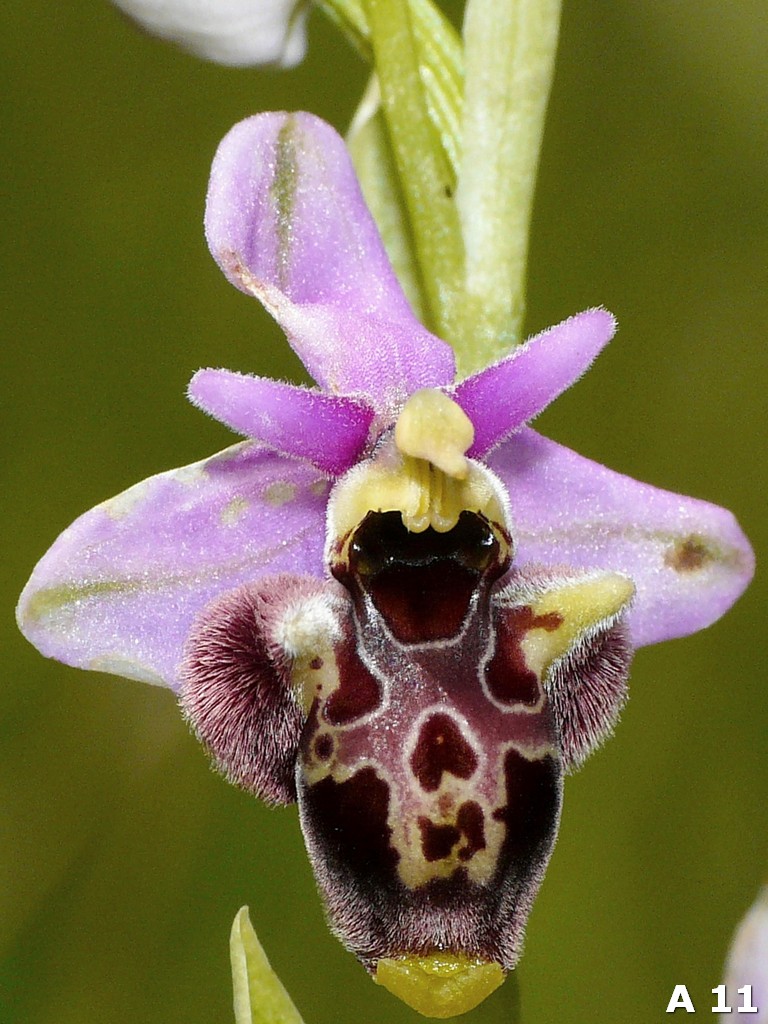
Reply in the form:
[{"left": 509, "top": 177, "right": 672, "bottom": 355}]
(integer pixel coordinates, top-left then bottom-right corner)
[{"left": 375, "top": 952, "right": 505, "bottom": 1018}]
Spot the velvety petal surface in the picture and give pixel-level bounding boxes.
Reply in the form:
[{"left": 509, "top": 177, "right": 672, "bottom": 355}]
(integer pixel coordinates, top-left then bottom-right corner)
[
  {"left": 16, "top": 444, "right": 329, "bottom": 690},
  {"left": 487, "top": 429, "right": 754, "bottom": 646},
  {"left": 454, "top": 309, "right": 616, "bottom": 457},
  {"left": 205, "top": 112, "right": 455, "bottom": 406},
  {"left": 188, "top": 369, "right": 374, "bottom": 475},
  {"left": 111, "top": 0, "right": 308, "bottom": 68}
]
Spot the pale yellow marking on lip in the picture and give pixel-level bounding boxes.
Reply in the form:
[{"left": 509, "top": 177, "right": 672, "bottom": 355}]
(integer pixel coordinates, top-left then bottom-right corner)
[
  {"left": 375, "top": 952, "right": 504, "bottom": 1018},
  {"left": 392, "top": 711, "right": 510, "bottom": 890},
  {"left": 521, "top": 573, "right": 634, "bottom": 678}
]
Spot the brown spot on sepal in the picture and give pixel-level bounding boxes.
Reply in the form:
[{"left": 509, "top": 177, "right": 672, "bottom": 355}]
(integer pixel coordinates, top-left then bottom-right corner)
[{"left": 665, "top": 535, "right": 713, "bottom": 573}]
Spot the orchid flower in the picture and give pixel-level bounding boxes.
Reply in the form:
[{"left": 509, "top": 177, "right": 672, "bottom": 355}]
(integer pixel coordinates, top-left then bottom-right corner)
[
  {"left": 17, "top": 112, "right": 753, "bottom": 1018},
  {"left": 110, "top": 0, "right": 309, "bottom": 67}
]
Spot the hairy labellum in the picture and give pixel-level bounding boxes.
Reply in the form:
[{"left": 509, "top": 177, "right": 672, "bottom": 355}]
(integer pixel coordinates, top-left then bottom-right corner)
[
  {"left": 181, "top": 405, "right": 635, "bottom": 1017},
  {"left": 16, "top": 112, "right": 753, "bottom": 1019}
]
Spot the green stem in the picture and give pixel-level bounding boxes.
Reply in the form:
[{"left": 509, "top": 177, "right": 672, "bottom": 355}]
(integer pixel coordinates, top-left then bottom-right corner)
[
  {"left": 363, "top": 0, "right": 466, "bottom": 347},
  {"left": 455, "top": 0, "right": 562, "bottom": 374},
  {"left": 319, "top": 0, "right": 463, "bottom": 178}
]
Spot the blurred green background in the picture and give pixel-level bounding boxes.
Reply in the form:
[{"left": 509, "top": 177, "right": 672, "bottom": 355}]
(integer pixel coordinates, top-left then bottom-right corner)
[{"left": 2, "top": 1, "right": 766, "bottom": 1022}]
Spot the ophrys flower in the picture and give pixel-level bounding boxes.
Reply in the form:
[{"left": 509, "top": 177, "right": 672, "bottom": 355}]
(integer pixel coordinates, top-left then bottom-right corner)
[{"left": 17, "top": 112, "right": 754, "bottom": 1017}]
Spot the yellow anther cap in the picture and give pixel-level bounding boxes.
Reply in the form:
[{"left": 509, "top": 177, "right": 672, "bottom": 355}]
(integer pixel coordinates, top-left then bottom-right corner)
[{"left": 394, "top": 389, "right": 474, "bottom": 480}]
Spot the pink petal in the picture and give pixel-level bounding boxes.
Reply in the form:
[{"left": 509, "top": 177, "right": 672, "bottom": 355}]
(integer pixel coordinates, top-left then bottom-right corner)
[
  {"left": 454, "top": 309, "right": 616, "bottom": 456},
  {"left": 487, "top": 429, "right": 754, "bottom": 647},
  {"left": 205, "top": 112, "right": 455, "bottom": 406},
  {"left": 16, "top": 444, "right": 329, "bottom": 690},
  {"left": 188, "top": 369, "right": 374, "bottom": 475}
]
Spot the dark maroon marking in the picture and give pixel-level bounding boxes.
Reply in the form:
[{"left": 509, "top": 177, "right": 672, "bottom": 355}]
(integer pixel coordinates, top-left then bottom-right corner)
[
  {"left": 419, "top": 817, "right": 461, "bottom": 861},
  {"left": 313, "top": 733, "right": 334, "bottom": 761},
  {"left": 665, "top": 535, "right": 712, "bottom": 573},
  {"left": 366, "top": 561, "right": 478, "bottom": 642},
  {"left": 457, "top": 801, "right": 486, "bottom": 862},
  {"left": 303, "top": 766, "right": 399, "bottom": 882},
  {"left": 304, "top": 755, "right": 562, "bottom": 973},
  {"left": 492, "top": 748, "right": 560, "bottom": 867},
  {"left": 418, "top": 799, "right": 487, "bottom": 865},
  {"left": 302, "top": 699, "right": 321, "bottom": 744},
  {"left": 336, "top": 511, "right": 508, "bottom": 643},
  {"left": 323, "top": 630, "right": 381, "bottom": 726},
  {"left": 411, "top": 713, "right": 478, "bottom": 792},
  {"left": 309, "top": 656, "right": 324, "bottom": 670},
  {"left": 485, "top": 605, "right": 563, "bottom": 706}
]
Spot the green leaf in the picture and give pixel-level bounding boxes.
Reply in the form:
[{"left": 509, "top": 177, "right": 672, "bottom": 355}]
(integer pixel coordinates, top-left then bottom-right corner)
[{"left": 231, "top": 907, "right": 306, "bottom": 1024}]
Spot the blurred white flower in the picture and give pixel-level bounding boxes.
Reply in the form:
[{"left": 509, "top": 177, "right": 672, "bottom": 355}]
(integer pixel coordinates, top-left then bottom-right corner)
[
  {"left": 111, "top": 0, "right": 308, "bottom": 67},
  {"left": 723, "top": 886, "right": 768, "bottom": 1021}
]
